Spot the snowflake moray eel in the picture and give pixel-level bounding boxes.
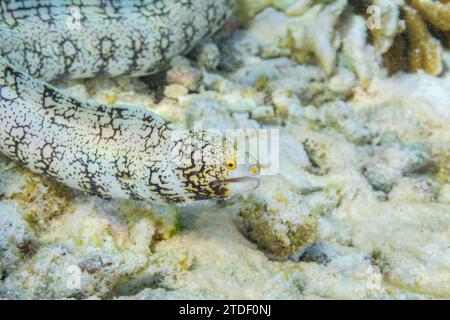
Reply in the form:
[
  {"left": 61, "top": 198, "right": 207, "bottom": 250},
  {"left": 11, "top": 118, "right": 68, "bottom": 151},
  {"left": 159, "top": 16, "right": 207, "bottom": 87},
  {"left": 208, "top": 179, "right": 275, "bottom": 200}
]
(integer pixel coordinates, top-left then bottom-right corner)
[{"left": 0, "top": 0, "right": 260, "bottom": 205}]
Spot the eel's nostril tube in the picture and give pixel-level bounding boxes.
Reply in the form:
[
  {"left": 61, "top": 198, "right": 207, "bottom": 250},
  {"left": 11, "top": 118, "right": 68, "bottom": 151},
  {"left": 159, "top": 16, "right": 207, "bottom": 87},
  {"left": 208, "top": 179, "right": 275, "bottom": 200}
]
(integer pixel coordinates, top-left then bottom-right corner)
[{"left": 250, "top": 164, "right": 260, "bottom": 176}]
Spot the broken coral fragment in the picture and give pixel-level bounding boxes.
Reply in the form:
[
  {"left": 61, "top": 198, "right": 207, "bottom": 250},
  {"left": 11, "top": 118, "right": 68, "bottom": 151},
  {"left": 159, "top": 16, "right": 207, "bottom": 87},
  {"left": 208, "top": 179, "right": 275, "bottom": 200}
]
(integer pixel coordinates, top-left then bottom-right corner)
[
  {"left": 235, "top": 0, "right": 273, "bottom": 26},
  {"left": 362, "top": 134, "right": 432, "bottom": 193},
  {"left": 318, "top": 100, "right": 373, "bottom": 144},
  {"left": 0, "top": 200, "right": 38, "bottom": 276},
  {"left": 1, "top": 165, "right": 74, "bottom": 233},
  {"left": 0, "top": 245, "right": 147, "bottom": 299},
  {"left": 116, "top": 248, "right": 195, "bottom": 296},
  {"left": 340, "top": 14, "right": 383, "bottom": 87},
  {"left": 285, "top": 0, "right": 347, "bottom": 75},
  {"left": 239, "top": 176, "right": 340, "bottom": 260},
  {"left": 166, "top": 57, "right": 203, "bottom": 92},
  {"left": 191, "top": 42, "right": 222, "bottom": 70},
  {"left": 369, "top": 0, "right": 405, "bottom": 55},
  {"left": 367, "top": 0, "right": 447, "bottom": 76},
  {"left": 408, "top": 0, "right": 450, "bottom": 31},
  {"left": 404, "top": 7, "right": 444, "bottom": 75}
]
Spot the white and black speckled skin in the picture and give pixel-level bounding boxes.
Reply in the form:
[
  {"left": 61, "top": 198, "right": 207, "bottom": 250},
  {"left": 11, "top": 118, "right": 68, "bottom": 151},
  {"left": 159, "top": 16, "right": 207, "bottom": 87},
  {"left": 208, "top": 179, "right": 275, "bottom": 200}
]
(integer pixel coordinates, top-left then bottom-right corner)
[
  {"left": 0, "top": 0, "right": 240, "bottom": 205},
  {"left": 0, "top": 0, "right": 234, "bottom": 81}
]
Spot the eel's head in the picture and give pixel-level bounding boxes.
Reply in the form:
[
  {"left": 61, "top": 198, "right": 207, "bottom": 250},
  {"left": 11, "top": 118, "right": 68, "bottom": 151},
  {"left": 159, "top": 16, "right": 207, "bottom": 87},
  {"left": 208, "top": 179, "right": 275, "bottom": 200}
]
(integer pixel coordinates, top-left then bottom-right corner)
[{"left": 170, "top": 130, "right": 260, "bottom": 202}]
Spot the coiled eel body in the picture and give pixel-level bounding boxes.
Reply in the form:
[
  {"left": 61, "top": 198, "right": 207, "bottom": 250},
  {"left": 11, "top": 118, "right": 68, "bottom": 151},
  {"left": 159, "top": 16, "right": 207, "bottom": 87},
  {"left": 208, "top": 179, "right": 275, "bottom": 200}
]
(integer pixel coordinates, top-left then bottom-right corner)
[
  {"left": 0, "top": 0, "right": 260, "bottom": 205},
  {"left": 0, "top": 0, "right": 234, "bottom": 81}
]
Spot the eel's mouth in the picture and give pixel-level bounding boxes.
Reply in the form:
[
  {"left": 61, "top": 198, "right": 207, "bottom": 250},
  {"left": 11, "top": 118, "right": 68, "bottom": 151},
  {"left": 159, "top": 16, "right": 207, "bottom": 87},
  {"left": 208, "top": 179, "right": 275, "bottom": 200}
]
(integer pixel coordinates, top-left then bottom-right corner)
[{"left": 217, "top": 176, "right": 260, "bottom": 194}]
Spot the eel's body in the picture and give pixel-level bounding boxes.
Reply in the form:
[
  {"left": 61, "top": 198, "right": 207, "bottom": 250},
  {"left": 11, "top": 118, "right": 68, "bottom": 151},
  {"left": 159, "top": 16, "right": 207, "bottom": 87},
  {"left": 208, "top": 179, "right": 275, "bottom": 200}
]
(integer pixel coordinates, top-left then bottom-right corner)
[
  {"left": 0, "top": 0, "right": 234, "bottom": 81},
  {"left": 0, "top": 0, "right": 261, "bottom": 205}
]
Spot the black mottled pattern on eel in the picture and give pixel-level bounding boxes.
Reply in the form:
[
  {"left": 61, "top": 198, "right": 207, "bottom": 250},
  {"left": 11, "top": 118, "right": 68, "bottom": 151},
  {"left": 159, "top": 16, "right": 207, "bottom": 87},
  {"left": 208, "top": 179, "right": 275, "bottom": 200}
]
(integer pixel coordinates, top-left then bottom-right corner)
[
  {"left": 0, "top": 0, "right": 234, "bottom": 81},
  {"left": 0, "top": 0, "right": 261, "bottom": 205}
]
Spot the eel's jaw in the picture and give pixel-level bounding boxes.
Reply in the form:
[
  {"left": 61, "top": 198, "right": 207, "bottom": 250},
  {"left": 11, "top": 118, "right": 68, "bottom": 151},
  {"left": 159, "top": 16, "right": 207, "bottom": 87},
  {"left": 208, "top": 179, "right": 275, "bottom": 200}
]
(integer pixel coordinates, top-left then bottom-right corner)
[{"left": 223, "top": 176, "right": 261, "bottom": 195}]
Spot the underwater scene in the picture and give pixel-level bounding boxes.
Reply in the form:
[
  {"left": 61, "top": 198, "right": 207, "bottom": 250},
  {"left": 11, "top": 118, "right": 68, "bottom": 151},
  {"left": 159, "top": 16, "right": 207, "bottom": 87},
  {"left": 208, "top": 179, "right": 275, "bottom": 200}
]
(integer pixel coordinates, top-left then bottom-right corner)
[{"left": 0, "top": 0, "right": 449, "bottom": 300}]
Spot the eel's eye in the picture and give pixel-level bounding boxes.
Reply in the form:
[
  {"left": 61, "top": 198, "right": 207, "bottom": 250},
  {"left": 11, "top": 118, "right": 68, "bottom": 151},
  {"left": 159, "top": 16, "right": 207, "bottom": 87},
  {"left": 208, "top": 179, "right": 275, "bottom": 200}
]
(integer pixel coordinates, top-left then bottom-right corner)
[{"left": 225, "top": 160, "right": 236, "bottom": 170}]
